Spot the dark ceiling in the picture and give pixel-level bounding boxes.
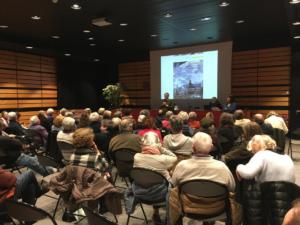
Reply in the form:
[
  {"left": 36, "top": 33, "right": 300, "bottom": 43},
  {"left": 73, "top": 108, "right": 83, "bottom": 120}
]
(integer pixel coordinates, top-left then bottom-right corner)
[{"left": 0, "top": 0, "right": 296, "bottom": 62}]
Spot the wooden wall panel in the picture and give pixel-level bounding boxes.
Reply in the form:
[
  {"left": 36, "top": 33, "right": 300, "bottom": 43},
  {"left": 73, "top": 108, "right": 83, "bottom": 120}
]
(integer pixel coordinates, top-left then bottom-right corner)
[
  {"left": 232, "top": 46, "right": 290, "bottom": 108},
  {"left": 118, "top": 61, "right": 150, "bottom": 107}
]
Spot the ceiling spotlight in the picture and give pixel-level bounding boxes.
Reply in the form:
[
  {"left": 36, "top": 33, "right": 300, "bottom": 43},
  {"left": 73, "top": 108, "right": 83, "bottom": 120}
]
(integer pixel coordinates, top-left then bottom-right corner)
[
  {"left": 51, "top": 35, "right": 60, "bottom": 39},
  {"left": 90, "top": 43, "right": 96, "bottom": 46},
  {"left": 236, "top": 20, "right": 245, "bottom": 24},
  {"left": 290, "top": 0, "right": 300, "bottom": 4},
  {"left": 118, "top": 39, "right": 125, "bottom": 42},
  {"left": 26, "top": 46, "right": 33, "bottom": 49},
  {"left": 201, "top": 17, "right": 211, "bottom": 22},
  {"left": 150, "top": 34, "right": 158, "bottom": 37},
  {"left": 88, "top": 37, "right": 94, "bottom": 40},
  {"left": 294, "top": 35, "right": 300, "bottom": 39},
  {"left": 293, "top": 21, "right": 300, "bottom": 26},
  {"left": 0, "top": 25, "right": 8, "bottom": 28},
  {"left": 164, "top": 13, "right": 173, "bottom": 18},
  {"left": 219, "top": 1, "right": 230, "bottom": 7},
  {"left": 94, "top": 59, "right": 100, "bottom": 62},
  {"left": 31, "top": 16, "right": 41, "bottom": 20},
  {"left": 120, "top": 23, "right": 128, "bottom": 26},
  {"left": 71, "top": 4, "right": 81, "bottom": 10},
  {"left": 189, "top": 28, "right": 197, "bottom": 31},
  {"left": 83, "top": 30, "right": 91, "bottom": 33},
  {"left": 52, "top": 0, "right": 59, "bottom": 3},
  {"left": 64, "top": 53, "right": 71, "bottom": 56}
]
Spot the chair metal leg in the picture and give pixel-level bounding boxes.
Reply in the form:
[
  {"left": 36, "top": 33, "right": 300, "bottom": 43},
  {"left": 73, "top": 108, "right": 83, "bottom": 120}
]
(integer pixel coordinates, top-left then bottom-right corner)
[
  {"left": 113, "top": 214, "right": 118, "bottom": 223},
  {"left": 139, "top": 203, "right": 148, "bottom": 224},
  {"left": 113, "top": 172, "right": 119, "bottom": 185},
  {"left": 53, "top": 195, "right": 61, "bottom": 218},
  {"left": 126, "top": 215, "right": 130, "bottom": 225},
  {"left": 124, "top": 177, "right": 129, "bottom": 187}
]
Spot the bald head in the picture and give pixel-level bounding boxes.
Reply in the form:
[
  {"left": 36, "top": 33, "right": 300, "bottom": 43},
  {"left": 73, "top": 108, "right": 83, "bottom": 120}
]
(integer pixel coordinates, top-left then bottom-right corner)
[
  {"left": 253, "top": 113, "right": 264, "bottom": 125},
  {"left": 192, "top": 132, "right": 213, "bottom": 154}
]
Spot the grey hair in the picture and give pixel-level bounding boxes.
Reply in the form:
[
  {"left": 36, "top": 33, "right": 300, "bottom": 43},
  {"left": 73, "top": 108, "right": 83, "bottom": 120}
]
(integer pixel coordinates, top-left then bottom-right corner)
[
  {"left": 62, "top": 117, "right": 76, "bottom": 131},
  {"left": 142, "top": 132, "right": 161, "bottom": 149},
  {"left": 192, "top": 132, "right": 213, "bottom": 154},
  {"left": 89, "top": 112, "right": 100, "bottom": 122},
  {"left": 30, "top": 115, "right": 40, "bottom": 126}
]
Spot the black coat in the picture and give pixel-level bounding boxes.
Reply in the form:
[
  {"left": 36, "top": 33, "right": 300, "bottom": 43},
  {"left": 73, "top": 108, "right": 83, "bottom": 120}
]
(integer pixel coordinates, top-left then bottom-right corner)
[{"left": 242, "top": 181, "right": 300, "bottom": 225}]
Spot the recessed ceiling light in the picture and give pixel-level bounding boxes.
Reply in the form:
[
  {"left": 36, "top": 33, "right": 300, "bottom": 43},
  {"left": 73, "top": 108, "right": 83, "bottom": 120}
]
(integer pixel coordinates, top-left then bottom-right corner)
[
  {"left": 189, "top": 28, "right": 197, "bottom": 31},
  {"left": 94, "top": 59, "right": 100, "bottom": 62},
  {"left": 64, "top": 53, "right": 71, "bottom": 56},
  {"left": 26, "top": 46, "right": 33, "bottom": 49},
  {"left": 219, "top": 1, "right": 230, "bottom": 7},
  {"left": 120, "top": 23, "right": 128, "bottom": 26},
  {"left": 290, "top": 0, "right": 300, "bottom": 4},
  {"left": 90, "top": 43, "right": 96, "bottom": 46},
  {"left": 150, "top": 34, "right": 158, "bottom": 37},
  {"left": 88, "top": 37, "right": 94, "bottom": 40},
  {"left": 31, "top": 16, "right": 41, "bottom": 20},
  {"left": 0, "top": 25, "right": 8, "bottom": 29},
  {"left": 201, "top": 17, "right": 211, "bottom": 22},
  {"left": 83, "top": 30, "right": 91, "bottom": 33},
  {"left": 51, "top": 35, "right": 60, "bottom": 39},
  {"left": 294, "top": 35, "right": 300, "bottom": 39},
  {"left": 71, "top": 3, "right": 81, "bottom": 10},
  {"left": 293, "top": 21, "right": 300, "bottom": 26},
  {"left": 236, "top": 20, "right": 245, "bottom": 24},
  {"left": 164, "top": 13, "right": 173, "bottom": 18},
  {"left": 118, "top": 39, "right": 125, "bottom": 42}
]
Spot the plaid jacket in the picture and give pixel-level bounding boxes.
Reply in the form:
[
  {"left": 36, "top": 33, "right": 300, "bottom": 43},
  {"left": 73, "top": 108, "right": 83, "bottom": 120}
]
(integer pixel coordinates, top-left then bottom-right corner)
[{"left": 69, "top": 148, "right": 109, "bottom": 172}]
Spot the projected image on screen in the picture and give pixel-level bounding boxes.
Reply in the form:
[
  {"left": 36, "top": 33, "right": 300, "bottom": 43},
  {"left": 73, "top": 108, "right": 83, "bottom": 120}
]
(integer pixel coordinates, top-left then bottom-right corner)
[
  {"left": 173, "top": 61, "right": 203, "bottom": 99},
  {"left": 161, "top": 50, "right": 218, "bottom": 100}
]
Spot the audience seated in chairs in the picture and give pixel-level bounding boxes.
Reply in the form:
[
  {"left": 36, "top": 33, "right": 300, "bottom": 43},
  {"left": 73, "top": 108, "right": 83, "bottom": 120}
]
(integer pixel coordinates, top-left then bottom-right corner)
[
  {"left": 264, "top": 110, "right": 288, "bottom": 134},
  {"left": 188, "top": 111, "right": 200, "bottom": 130},
  {"left": 89, "top": 112, "right": 101, "bottom": 134},
  {"left": 5, "top": 111, "right": 25, "bottom": 136},
  {"left": 163, "top": 115, "right": 193, "bottom": 166},
  {"left": 28, "top": 115, "right": 48, "bottom": 147},
  {"left": 233, "top": 109, "right": 250, "bottom": 128},
  {"left": 253, "top": 113, "right": 274, "bottom": 137},
  {"left": 46, "top": 108, "right": 55, "bottom": 127},
  {"left": 138, "top": 116, "right": 162, "bottom": 141},
  {"left": 51, "top": 114, "right": 64, "bottom": 132},
  {"left": 177, "top": 111, "right": 192, "bottom": 137},
  {"left": 161, "top": 110, "right": 173, "bottom": 130},
  {"left": 169, "top": 132, "right": 236, "bottom": 225},
  {"left": 57, "top": 117, "right": 76, "bottom": 145}
]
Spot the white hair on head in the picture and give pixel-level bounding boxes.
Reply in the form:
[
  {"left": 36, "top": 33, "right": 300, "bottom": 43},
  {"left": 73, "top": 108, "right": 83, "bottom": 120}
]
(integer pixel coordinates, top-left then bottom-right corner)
[
  {"left": 46, "top": 108, "right": 54, "bottom": 115},
  {"left": 8, "top": 112, "right": 17, "bottom": 120},
  {"left": 247, "top": 135, "right": 266, "bottom": 151},
  {"left": 89, "top": 112, "right": 100, "bottom": 122},
  {"left": 188, "top": 111, "right": 197, "bottom": 120},
  {"left": 98, "top": 107, "right": 105, "bottom": 114},
  {"left": 192, "top": 132, "right": 213, "bottom": 154},
  {"left": 138, "top": 114, "right": 146, "bottom": 123},
  {"left": 142, "top": 132, "right": 161, "bottom": 149},
  {"left": 30, "top": 115, "right": 40, "bottom": 126},
  {"left": 112, "top": 117, "right": 121, "bottom": 127},
  {"left": 65, "top": 111, "right": 74, "bottom": 117},
  {"left": 62, "top": 117, "right": 76, "bottom": 131},
  {"left": 178, "top": 111, "right": 189, "bottom": 121}
]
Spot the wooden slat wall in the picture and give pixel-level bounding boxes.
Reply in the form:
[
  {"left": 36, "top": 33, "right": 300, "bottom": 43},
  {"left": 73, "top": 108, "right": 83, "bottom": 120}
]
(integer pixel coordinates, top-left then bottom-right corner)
[
  {"left": 118, "top": 61, "right": 150, "bottom": 107},
  {"left": 232, "top": 47, "right": 290, "bottom": 108},
  {"left": 0, "top": 50, "right": 57, "bottom": 125}
]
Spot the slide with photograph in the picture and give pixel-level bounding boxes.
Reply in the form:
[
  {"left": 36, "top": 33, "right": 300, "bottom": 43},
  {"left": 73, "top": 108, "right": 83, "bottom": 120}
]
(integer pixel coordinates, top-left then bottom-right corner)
[{"left": 161, "top": 50, "right": 218, "bottom": 99}]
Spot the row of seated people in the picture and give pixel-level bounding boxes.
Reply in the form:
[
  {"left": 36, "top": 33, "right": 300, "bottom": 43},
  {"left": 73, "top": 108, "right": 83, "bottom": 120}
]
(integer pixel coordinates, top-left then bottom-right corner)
[{"left": 0, "top": 107, "right": 295, "bottom": 225}]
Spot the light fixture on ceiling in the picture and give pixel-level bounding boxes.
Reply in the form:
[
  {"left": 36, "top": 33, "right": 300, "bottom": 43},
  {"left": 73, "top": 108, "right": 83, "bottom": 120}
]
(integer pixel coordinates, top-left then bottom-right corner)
[
  {"left": 201, "top": 17, "right": 211, "bottom": 22},
  {"left": 0, "top": 25, "right": 8, "bottom": 28},
  {"left": 52, "top": 0, "right": 59, "bottom": 3},
  {"left": 83, "top": 30, "right": 91, "bottom": 33},
  {"left": 189, "top": 28, "right": 197, "bottom": 31},
  {"left": 120, "top": 23, "right": 128, "bottom": 26},
  {"left": 236, "top": 20, "right": 245, "bottom": 24},
  {"left": 164, "top": 13, "right": 173, "bottom": 18},
  {"left": 51, "top": 35, "right": 60, "bottom": 39},
  {"left": 150, "top": 34, "right": 158, "bottom": 37},
  {"left": 92, "top": 17, "right": 112, "bottom": 27},
  {"left": 90, "top": 43, "right": 96, "bottom": 46},
  {"left": 94, "top": 59, "right": 100, "bottom": 62},
  {"left": 118, "top": 39, "right": 125, "bottom": 42},
  {"left": 26, "top": 46, "right": 33, "bottom": 49},
  {"left": 71, "top": 3, "right": 81, "bottom": 10},
  {"left": 219, "top": 1, "right": 230, "bottom": 7},
  {"left": 31, "top": 16, "right": 41, "bottom": 20},
  {"left": 293, "top": 21, "right": 300, "bottom": 26},
  {"left": 289, "top": 0, "right": 300, "bottom": 4},
  {"left": 64, "top": 53, "right": 71, "bottom": 56},
  {"left": 294, "top": 35, "right": 300, "bottom": 39},
  {"left": 88, "top": 37, "right": 94, "bottom": 40}
]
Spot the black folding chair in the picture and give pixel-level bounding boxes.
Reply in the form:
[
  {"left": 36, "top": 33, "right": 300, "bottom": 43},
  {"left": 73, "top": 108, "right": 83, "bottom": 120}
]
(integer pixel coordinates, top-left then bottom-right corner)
[
  {"left": 5, "top": 199, "right": 58, "bottom": 225},
  {"left": 273, "top": 128, "right": 286, "bottom": 154},
  {"left": 288, "top": 128, "right": 300, "bottom": 159},
  {"left": 113, "top": 149, "right": 136, "bottom": 187},
  {"left": 126, "top": 167, "right": 169, "bottom": 225},
  {"left": 83, "top": 206, "right": 118, "bottom": 225},
  {"left": 179, "top": 179, "right": 232, "bottom": 225}
]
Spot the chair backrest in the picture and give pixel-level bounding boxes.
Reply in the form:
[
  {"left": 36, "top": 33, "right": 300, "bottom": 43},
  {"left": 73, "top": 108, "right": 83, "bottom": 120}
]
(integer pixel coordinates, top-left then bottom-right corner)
[
  {"left": 46, "top": 130, "right": 63, "bottom": 162},
  {"left": 273, "top": 128, "right": 286, "bottom": 153},
  {"left": 83, "top": 206, "right": 117, "bottom": 225},
  {"left": 130, "top": 167, "right": 168, "bottom": 188},
  {"left": 113, "top": 149, "right": 136, "bottom": 178},
  {"left": 5, "top": 199, "right": 57, "bottom": 225},
  {"left": 57, "top": 141, "right": 74, "bottom": 161}
]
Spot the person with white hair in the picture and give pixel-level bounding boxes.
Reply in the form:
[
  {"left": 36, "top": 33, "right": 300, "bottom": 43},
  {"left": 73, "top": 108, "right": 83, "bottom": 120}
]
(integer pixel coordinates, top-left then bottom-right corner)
[
  {"left": 264, "top": 111, "right": 288, "bottom": 134},
  {"left": 46, "top": 108, "right": 55, "bottom": 126},
  {"left": 59, "top": 108, "right": 67, "bottom": 116},
  {"left": 89, "top": 112, "right": 101, "bottom": 134},
  {"left": 5, "top": 111, "right": 25, "bottom": 136},
  {"left": 57, "top": 117, "right": 76, "bottom": 145},
  {"left": 28, "top": 115, "right": 48, "bottom": 145},
  {"left": 98, "top": 107, "right": 105, "bottom": 115},
  {"left": 236, "top": 135, "right": 295, "bottom": 183},
  {"left": 171, "top": 132, "right": 235, "bottom": 192},
  {"left": 178, "top": 111, "right": 192, "bottom": 136}
]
